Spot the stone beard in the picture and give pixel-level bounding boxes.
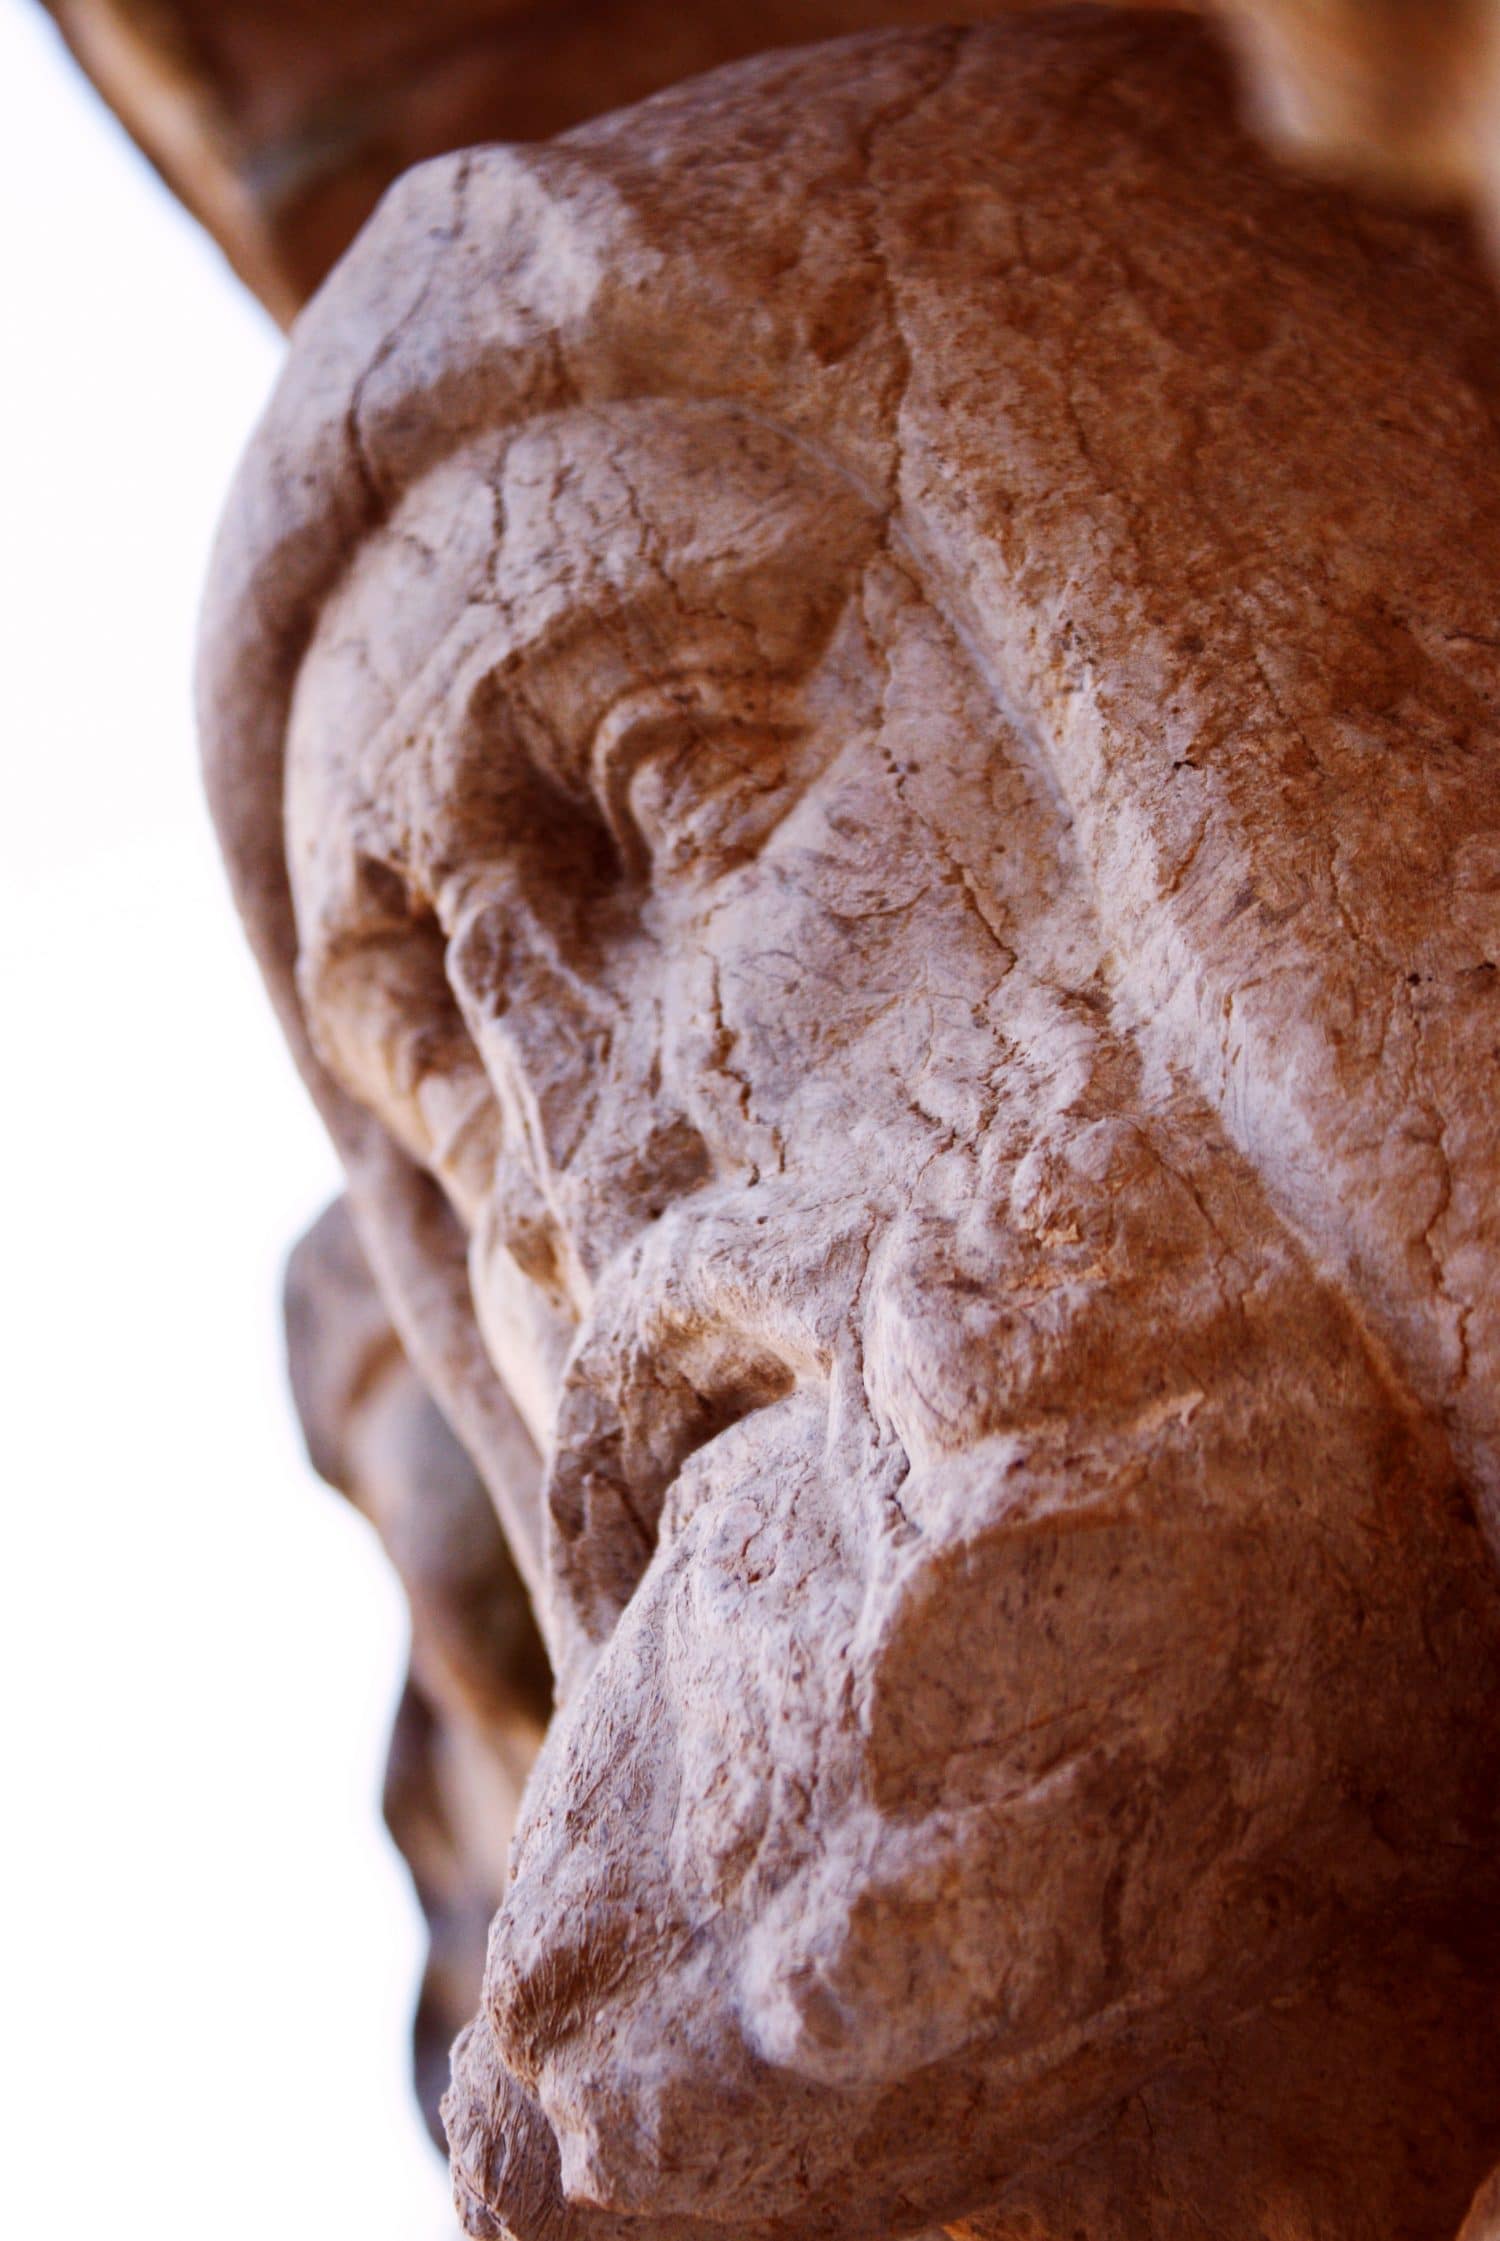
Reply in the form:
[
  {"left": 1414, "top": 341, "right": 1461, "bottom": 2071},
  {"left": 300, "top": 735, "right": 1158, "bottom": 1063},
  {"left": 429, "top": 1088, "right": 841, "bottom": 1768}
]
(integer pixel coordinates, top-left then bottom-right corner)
[{"left": 199, "top": 13, "right": 1500, "bottom": 2239}]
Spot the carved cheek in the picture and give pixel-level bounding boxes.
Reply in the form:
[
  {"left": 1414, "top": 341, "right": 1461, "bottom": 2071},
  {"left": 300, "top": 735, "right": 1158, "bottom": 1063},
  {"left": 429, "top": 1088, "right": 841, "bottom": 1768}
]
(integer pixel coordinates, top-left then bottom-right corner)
[
  {"left": 738, "top": 1500, "right": 1281, "bottom": 2092},
  {"left": 672, "top": 869, "right": 938, "bottom": 1162}
]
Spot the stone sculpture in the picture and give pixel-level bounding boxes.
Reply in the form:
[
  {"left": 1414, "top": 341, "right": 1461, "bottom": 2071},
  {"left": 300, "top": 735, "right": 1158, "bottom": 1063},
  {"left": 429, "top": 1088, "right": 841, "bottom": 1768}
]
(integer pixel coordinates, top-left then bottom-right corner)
[
  {"left": 198, "top": 11, "right": 1500, "bottom": 2236},
  {"left": 41, "top": 0, "right": 1500, "bottom": 323}
]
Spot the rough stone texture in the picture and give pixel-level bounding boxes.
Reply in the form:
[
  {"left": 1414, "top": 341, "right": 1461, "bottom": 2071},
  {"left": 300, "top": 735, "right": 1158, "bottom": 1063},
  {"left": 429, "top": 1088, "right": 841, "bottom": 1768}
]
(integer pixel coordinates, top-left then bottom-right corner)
[
  {"left": 284, "top": 1198, "right": 550, "bottom": 2146},
  {"left": 198, "top": 12, "right": 1500, "bottom": 2237},
  {"left": 38, "top": 1, "right": 1500, "bottom": 322}
]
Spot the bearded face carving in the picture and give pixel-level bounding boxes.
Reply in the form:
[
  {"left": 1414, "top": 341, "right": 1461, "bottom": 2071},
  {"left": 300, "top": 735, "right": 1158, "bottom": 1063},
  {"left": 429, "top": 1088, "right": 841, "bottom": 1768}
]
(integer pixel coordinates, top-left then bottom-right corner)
[{"left": 201, "top": 13, "right": 1500, "bottom": 2238}]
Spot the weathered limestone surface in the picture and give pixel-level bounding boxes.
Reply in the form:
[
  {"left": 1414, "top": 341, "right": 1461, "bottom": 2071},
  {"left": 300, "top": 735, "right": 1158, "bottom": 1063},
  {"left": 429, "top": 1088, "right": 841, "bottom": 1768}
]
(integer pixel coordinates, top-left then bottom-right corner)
[
  {"left": 198, "top": 11, "right": 1500, "bottom": 2237},
  {"left": 40, "top": 1, "right": 1500, "bottom": 320}
]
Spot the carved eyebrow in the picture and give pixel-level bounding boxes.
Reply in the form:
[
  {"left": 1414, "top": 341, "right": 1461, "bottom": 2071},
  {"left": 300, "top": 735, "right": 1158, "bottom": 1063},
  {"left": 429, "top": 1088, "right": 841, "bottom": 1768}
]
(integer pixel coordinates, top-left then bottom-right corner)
[{"left": 468, "top": 583, "right": 814, "bottom": 803}]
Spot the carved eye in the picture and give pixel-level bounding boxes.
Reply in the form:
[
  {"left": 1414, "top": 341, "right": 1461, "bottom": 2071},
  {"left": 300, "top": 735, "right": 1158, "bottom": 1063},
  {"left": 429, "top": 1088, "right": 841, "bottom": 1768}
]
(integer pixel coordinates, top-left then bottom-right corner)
[{"left": 588, "top": 679, "right": 805, "bottom": 886}]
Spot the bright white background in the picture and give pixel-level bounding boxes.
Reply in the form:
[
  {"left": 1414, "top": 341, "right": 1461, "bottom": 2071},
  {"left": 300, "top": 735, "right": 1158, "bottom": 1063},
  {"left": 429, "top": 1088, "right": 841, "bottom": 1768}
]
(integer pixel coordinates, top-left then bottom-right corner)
[{"left": 1, "top": 5, "right": 456, "bottom": 2230}]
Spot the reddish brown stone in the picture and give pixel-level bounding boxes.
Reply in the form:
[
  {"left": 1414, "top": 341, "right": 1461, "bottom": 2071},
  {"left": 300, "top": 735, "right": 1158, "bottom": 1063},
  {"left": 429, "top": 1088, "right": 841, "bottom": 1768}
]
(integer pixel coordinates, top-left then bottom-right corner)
[{"left": 200, "top": 14, "right": 1500, "bottom": 2232}]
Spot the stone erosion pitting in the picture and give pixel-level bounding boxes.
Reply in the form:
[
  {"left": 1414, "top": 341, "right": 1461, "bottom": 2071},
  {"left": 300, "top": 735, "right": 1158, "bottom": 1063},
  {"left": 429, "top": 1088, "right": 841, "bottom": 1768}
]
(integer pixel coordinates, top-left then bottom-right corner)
[{"left": 198, "top": 14, "right": 1500, "bottom": 2238}]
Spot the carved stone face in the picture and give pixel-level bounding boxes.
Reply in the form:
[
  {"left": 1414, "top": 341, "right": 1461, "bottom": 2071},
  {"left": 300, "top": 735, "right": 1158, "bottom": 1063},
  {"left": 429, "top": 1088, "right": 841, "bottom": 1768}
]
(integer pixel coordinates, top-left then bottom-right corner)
[
  {"left": 201, "top": 16, "right": 1500, "bottom": 2234},
  {"left": 283, "top": 396, "right": 1500, "bottom": 2230}
]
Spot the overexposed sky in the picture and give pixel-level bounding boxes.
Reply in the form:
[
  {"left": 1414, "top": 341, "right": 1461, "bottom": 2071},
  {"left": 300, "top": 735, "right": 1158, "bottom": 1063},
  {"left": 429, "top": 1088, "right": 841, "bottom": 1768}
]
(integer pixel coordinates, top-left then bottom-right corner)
[{"left": 0, "top": 5, "right": 455, "bottom": 2231}]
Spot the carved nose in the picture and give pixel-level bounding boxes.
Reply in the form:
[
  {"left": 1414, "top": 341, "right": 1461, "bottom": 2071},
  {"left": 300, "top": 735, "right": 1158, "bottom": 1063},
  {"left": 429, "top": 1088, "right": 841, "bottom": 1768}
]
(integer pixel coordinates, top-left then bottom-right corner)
[
  {"left": 542, "top": 1330, "right": 798, "bottom": 1692},
  {"left": 445, "top": 2012, "right": 575, "bottom": 2241}
]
